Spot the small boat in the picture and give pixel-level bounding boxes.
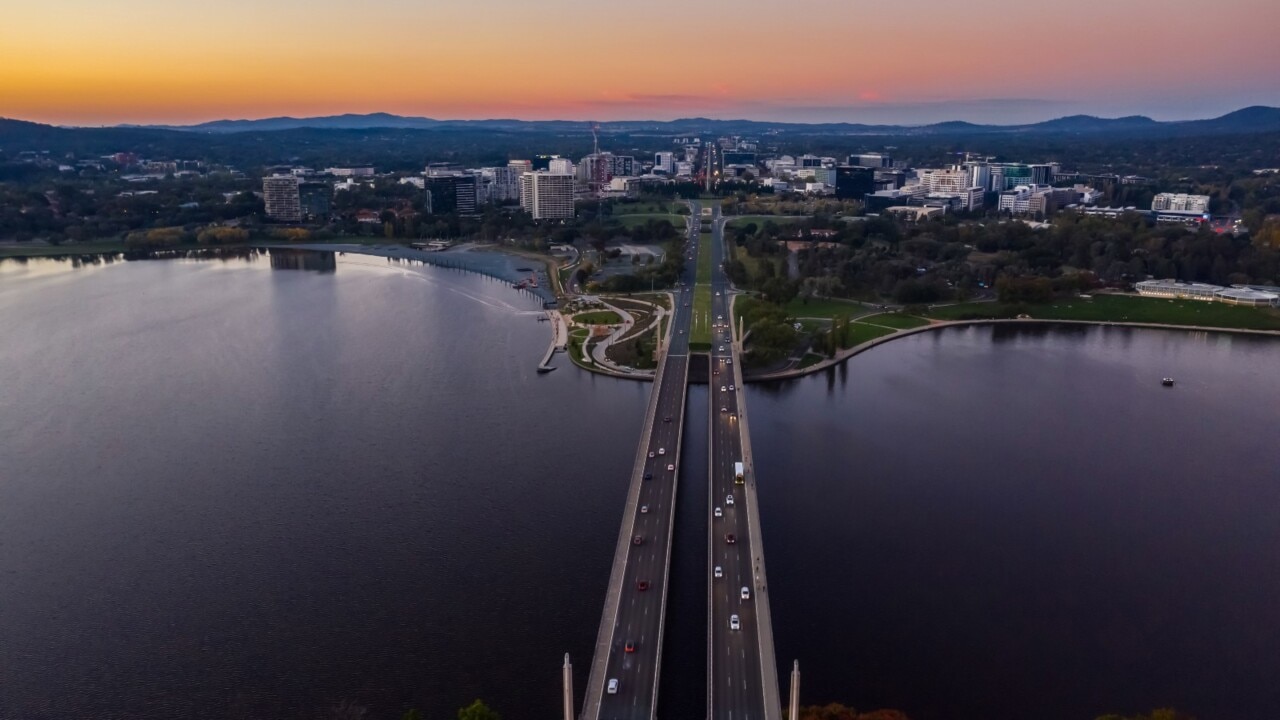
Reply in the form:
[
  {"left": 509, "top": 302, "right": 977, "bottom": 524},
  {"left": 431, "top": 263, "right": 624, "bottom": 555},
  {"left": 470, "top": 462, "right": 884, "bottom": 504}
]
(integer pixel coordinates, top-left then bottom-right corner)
[{"left": 1162, "top": 377, "right": 1175, "bottom": 387}]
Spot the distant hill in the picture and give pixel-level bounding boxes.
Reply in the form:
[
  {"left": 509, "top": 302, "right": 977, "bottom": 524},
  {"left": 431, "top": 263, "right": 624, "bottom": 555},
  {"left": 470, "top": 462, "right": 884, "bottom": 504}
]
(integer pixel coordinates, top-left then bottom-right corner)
[{"left": 118, "top": 107, "right": 1280, "bottom": 137}]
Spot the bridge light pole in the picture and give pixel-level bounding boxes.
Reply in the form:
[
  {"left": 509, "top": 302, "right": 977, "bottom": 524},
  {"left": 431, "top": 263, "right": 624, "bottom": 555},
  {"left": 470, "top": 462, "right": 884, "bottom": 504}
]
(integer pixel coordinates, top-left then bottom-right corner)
[
  {"left": 789, "top": 660, "right": 800, "bottom": 720},
  {"left": 563, "top": 653, "right": 574, "bottom": 720}
]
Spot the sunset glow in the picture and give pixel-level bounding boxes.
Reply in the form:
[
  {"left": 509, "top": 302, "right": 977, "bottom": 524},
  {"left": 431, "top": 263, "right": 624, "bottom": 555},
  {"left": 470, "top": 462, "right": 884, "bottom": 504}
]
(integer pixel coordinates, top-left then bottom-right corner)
[{"left": 2, "top": 0, "right": 1278, "bottom": 125}]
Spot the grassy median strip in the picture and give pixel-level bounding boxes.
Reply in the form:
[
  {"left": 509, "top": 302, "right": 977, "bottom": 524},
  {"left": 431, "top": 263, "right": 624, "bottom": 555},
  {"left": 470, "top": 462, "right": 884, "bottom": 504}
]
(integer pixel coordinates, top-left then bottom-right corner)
[
  {"left": 927, "top": 295, "right": 1280, "bottom": 331},
  {"left": 691, "top": 232, "right": 715, "bottom": 346},
  {"left": 785, "top": 296, "right": 874, "bottom": 321}
]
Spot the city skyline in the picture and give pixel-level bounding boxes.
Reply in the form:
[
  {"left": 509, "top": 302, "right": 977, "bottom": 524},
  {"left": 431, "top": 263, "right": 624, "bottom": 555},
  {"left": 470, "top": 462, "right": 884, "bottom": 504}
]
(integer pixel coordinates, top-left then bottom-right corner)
[{"left": 2, "top": 0, "right": 1278, "bottom": 126}]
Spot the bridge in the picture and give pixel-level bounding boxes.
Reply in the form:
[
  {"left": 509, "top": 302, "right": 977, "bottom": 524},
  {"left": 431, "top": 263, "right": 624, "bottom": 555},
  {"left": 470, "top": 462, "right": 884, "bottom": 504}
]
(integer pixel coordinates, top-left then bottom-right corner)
[{"left": 578, "top": 202, "right": 784, "bottom": 720}]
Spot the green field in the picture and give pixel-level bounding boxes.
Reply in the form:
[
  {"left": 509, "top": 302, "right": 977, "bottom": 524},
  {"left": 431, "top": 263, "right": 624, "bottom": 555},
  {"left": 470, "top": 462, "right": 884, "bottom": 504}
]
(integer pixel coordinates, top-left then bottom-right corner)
[
  {"left": 613, "top": 200, "right": 681, "bottom": 215},
  {"left": 926, "top": 294, "right": 1280, "bottom": 331},
  {"left": 845, "top": 322, "right": 898, "bottom": 345},
  {"left": 573, "top": 310, "right": 622, "bottom": 325},
  {"left": 691, "top": 232, "right": 714, "bottom": 345},
  {"left": 616, "top": 213, "right": 685, "bottom": 229},
  {"left": 725, "top": 215, "right": 805, "bottom": 230},
  {"left": 797, "top": 352, "right": 826, "bottom": 369},
  {"left": 785, "top": 296, "right": 874, "bottom": 320},
  {"left": 859, "top": 313, "right": 931, "bottom": 329}
]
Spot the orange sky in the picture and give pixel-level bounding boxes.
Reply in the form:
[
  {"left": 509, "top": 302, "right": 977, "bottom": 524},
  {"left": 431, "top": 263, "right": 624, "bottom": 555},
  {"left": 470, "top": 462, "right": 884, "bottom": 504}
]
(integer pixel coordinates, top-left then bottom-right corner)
[{"left": 2, "top": 0, "right": 1278, "bottom": 125}]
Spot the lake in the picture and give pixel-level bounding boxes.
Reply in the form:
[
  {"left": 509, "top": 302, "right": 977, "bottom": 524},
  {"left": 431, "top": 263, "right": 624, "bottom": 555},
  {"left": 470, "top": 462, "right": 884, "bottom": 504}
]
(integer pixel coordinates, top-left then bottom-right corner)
[{"left": 2, "top": 254, "right": 1276, "bottom": 719}]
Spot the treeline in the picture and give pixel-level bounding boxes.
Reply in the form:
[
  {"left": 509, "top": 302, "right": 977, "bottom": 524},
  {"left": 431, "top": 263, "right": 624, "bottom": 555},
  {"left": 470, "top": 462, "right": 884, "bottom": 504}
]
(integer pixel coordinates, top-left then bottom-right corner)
[{"left": 588, "top": 218, "right": 686, "bottom": 292}]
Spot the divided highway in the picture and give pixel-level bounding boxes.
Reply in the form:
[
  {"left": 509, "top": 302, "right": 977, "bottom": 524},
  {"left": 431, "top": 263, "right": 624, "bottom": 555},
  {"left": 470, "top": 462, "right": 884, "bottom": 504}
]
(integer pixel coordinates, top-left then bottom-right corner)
[
  {"left": 581, "top": 203, "right": 703, "bottom": 720},
  {"left": 707, "top": 207, "right": 782, "bottom": 720}
]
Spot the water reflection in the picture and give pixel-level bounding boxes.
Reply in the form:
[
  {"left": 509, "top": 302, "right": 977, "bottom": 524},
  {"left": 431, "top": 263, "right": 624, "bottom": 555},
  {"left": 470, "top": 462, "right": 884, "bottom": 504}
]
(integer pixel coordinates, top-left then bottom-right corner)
[{"left": 268, "top": 248, "right": 338, "bottom": 272}]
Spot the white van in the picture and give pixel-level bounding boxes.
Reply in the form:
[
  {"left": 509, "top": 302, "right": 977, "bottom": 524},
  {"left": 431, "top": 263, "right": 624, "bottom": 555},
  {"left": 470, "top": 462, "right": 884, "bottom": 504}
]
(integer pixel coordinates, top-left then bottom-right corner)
[{"left": 607, "top": 678, "right": 619, "bottom": 694}]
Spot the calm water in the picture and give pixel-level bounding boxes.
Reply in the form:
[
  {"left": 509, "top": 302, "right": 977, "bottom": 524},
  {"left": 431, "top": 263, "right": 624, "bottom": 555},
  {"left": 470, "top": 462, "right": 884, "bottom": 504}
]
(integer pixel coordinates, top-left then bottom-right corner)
[
  {"left": 750, "top": 324, "right": 1280, "bottom": 720},
  {"left": 2, "top": 256, "right": 1277, "bottom": 719},
  {"left": 0, "top": 253, "right": 648, "bottom": 720}
]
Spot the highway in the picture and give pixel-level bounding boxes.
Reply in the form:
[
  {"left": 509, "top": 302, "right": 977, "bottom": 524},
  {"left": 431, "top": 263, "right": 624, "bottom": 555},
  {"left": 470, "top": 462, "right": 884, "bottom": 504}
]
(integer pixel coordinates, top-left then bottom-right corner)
[
  {"left": 707, "top": 206, "right": 782, "bottom": 720},
  {"left": 581, "top": 202, "right": 703, "bottom": 720}
]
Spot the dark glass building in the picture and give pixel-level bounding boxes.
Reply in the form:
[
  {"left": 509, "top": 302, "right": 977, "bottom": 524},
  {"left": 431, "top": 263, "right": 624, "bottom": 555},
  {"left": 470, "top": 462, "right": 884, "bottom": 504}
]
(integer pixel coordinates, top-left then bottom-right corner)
[{"left": 835, "top": 166, "right": 874, "bottom": 200}]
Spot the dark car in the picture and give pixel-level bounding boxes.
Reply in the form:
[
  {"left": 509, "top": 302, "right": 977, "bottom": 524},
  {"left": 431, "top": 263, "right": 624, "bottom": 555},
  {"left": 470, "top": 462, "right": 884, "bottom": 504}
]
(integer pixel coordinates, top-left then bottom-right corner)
[
  {"left": 725, "top": 533, "right": 736, "bottom": 544},
  {"left": 637, "top": 579, "right": 650, "bottom": 591},
  {"left": 633, "top": 535, "right": 644, "bottom": 545},
  {"left": 643, "top": 472, "right": 653, "bottom": 480}
]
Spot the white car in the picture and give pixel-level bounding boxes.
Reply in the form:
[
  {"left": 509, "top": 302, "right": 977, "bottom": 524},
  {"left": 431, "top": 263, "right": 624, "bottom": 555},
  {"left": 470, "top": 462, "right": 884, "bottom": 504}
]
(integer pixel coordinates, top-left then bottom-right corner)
[
  {"left": 640, "top": 505, "right": 649, "bottom": 514},
  {"left": 720, "top": 385, "right": 727, "bottom": 392},
  {"left": 667, "top": 463, "right": 675, "bottom": 471},
  {"left": 714, "top": 506, "right": 722, "bottom": 518},
  {"left": 725, "top": 495, "right": 734, "bottom": 506},
  {"left": 658, "top": 447, "right": 666, "bottom": 455},
  {"left": 741, "top": 586, "right": 751, "bottom": 600},
  {"left": 608, "top": 678, "right": 619, "bottom": 694},
  {"left": 719, "top": 346, "right": 725, "bottom": 352},
  {"left": 714, "top": 565, "right": 723, "bottom": 578},
  {"left": 729, "top": 384, "right": 735, "bottom": 391},
  {"left": 729, "top": 614, "right": 740, "bottom": 630},
  {"left": 648, "top": 451, "right": 655, "bottom": 458}
]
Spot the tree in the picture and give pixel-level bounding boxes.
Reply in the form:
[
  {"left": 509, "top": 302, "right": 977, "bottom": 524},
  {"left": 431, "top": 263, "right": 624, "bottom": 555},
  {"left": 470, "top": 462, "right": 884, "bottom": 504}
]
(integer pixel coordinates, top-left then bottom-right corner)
[{"left": 457, "top": 699, "right": 501, "bottom": 720}]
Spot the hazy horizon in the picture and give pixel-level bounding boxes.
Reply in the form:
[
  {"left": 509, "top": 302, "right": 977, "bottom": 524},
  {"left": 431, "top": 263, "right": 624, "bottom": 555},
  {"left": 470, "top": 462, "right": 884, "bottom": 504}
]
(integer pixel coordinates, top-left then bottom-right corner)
[{"left": 3, "top": 0, "right": 1277, "bottom": 127}]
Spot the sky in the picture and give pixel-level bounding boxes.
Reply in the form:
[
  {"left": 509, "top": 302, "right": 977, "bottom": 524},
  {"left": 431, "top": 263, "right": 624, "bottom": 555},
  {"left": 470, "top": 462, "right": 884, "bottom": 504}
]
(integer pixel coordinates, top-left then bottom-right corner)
[{"left": 2, "top": 0, "right": 1278, "bottom": 126}]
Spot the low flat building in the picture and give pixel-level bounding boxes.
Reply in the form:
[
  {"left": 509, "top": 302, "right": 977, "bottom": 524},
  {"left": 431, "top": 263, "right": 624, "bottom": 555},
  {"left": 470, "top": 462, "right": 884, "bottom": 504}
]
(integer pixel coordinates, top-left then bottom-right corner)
[{"left": 1135, "top": 279, "right": 1279, "bottom": 306}]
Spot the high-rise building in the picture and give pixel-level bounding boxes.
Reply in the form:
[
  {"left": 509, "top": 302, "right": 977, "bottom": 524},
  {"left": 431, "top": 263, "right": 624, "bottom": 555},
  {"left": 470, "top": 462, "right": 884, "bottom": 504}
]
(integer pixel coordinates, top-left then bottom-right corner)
[
  {"left": 654, "top": 152, "right": 675, "bottom": 174},
  {"left": 508, "top": 159, "right": 533, "bottom": 175},
  {"left": 549, "top": 157, "right": 575, "bottom": 175},
  {"left": 834, "top": 166, "right": 874, "bottom": 200},
  {"left": 424, "top": 174, "right": 478, "bottom": 214},
  {"left": 520, "top": 172, "right": 575, "bottom": 220},
  {"left": 1152, "top": 193, "right": 1211, "bottom": 213},
  {"left": 849, "top": 153, "right": 891, "bottom": 168},
  {"left": 263, "top": 175, "right": 302, "bottom": 222},
  {"left": 299, "top": 182, "right": 331, "bottom": 220},
  {"left": 722, "top": 151, "right": 756, "bottom": 167}
]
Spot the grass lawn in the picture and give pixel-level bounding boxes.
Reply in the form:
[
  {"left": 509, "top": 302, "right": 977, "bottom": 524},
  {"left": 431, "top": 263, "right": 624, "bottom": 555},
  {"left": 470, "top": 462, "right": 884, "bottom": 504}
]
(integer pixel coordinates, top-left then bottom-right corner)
[
  {"left": 613, "top": 201, "right": 681, "bottom": 216},
  {"left": 845, "top": 322, "right": 897, "bottom": 345},
  {"left": 927, "top": 294, "right": 1280, "bottom": 331},
  {"left": 573, "top": 310, "right": 623, "bottom": 325},
  {"left": 615, "top": 214, "right": 685, "bottom": 229},
  {"left": 691, "top": 232, "right": 715, "bottom": 345},
  {"left": 859, "top": 313, "right": 931, "bottom": 329},
  {"left": 725, "top": 215, "right": 804, "bottom": 230},
  {"left": 785, "top": 296, "right": 874, "bottom": 320},
  {"left": 0, "top": 242, "right": 132, "bottom": 258}
]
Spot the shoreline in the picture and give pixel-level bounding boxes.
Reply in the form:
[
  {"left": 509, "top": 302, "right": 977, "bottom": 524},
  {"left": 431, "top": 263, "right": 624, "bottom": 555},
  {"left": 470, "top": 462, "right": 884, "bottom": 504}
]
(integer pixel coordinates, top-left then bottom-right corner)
[{"left": 745, "top": 318, "right": 1280, "bottom": 383}]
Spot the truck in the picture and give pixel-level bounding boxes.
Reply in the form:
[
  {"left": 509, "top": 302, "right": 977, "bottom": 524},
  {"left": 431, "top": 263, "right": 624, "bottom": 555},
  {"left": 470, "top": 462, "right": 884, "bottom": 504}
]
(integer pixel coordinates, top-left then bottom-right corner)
[{"left": 734, "top": 461, "right": 744, "bottom": 484}]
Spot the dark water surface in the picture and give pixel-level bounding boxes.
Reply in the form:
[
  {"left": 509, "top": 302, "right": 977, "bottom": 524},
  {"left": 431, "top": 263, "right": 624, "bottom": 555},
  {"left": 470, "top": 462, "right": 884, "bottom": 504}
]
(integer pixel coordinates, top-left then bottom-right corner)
[
  {"left": 0, "top": 254, "right": 647, "bottom": 719},
  {"left": 750, "top": 324, "right": 1280, "bottom": 720},
  {"left": 3, "top": 256, "right": 1277, "bottom": 720}
]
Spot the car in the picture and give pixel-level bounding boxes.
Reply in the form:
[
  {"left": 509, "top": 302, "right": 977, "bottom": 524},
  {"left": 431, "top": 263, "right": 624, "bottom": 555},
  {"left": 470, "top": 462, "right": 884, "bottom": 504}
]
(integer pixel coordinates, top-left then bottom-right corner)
[
  {"left": 726, "top": 494, "right": 734, "bottom": 506},
  {"left": 713, "top": 368, "right": 720, "bottom": 375},
  {"left": 720, "top": 406, "right": 728, "bottom": 413},
  {"left": 658, "top": 448, "right": 666, "bottom": 456},
  {"left": 640, "top": 504, "right": 649, "bottom": 514},
  {"left": 624, "top": 641, "right": 636, "bottom": 653},
  {"left": 725, "top": 533, "right": 736, "bottom": 544},
  {"left": 644, "top": 472, "right": 653, "bottom": 480},
  {"left": 715, "top": 291, "right": 721, "bottom": 296},
  {"left": 741, "top": 586, "right": 751, "bottom": 600},
  {"left": 678, "top": 329, "right": 683, "bottom": 334},
  {"left": 729, "top": 614, "right": 740, "bottom": 630},
  {"left": 720, "top": 385, "right": 727, "bottom": 392},
  {"left": 714, "top": 565, "right": 723, "bottom": 578},
  {"left": 648, "top": 451, "right": 655, "bottom": 458},
  {"left": 667, "top": 463, "right": 675, "bottom": 471},
  {"left": 637, "top": 579, "right": 650, "bottom": 591},
  {"left": 719, "top": 346, "right": 725, "bottom": 351},
  {"left": 729, "top": 384, "right": 735, "bottom": 391},
  {"left": 726, "top": 358, "right": 732, "bottom": 365},
  {"left": 664, "top": 416, "right": 671, "bottom": 423},
  {"left": 718, "top": 315, "right": 724, "bottom": 320},
  {"left": 684, "top": 303, "right": 690, "bottom": 307},
  {"left": 633, "top": 535, "right": 644, "bottom": 545},
  {"left": 608, "top": 678, "right": 619, "bottom": 694}
]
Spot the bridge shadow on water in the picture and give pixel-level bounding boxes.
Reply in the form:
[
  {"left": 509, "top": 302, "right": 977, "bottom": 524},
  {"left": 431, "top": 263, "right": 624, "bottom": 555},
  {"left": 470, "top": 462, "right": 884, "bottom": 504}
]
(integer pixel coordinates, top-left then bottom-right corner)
[{"left": 657, "top": 383, "right": 710, "bottom": 716}]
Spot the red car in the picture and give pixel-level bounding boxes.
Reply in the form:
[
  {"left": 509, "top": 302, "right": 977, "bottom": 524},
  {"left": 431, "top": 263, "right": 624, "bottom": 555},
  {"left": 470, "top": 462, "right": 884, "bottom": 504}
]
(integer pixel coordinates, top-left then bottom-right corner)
[
  {"left": 624, "top": 641, "right": 636, "bottom": 653},
  {"left": 633, "top": 535, "right": 644, "bottom": 546},
  {"left": 637, "top": 579, "right": 650, "bottom": 591},
  {"left": 725, "top": 533, "right": 736, "bottom": 544}
]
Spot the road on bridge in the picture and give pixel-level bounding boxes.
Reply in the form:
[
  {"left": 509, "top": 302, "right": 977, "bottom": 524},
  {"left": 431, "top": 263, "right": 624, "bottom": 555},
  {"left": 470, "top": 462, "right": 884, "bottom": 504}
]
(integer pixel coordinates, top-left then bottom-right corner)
[{"left": 582, "top": 202, "right": 703, "bottom": 720}]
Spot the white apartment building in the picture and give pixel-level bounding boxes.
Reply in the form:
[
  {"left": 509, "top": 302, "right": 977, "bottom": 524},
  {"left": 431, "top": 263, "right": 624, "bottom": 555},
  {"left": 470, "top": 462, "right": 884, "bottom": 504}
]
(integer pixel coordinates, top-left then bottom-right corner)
[
  {"left": 654, "top": 151, "right": 675, "bottom": 174},
  {"left": 263, "top": 175, "right": 301, "bottom": 222},
  {"left": 519, "top": 172, "right": 575, "bottom": 220},
  {"left": 1151, "top": 193, "right": 1210, "bottom": 213}
]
